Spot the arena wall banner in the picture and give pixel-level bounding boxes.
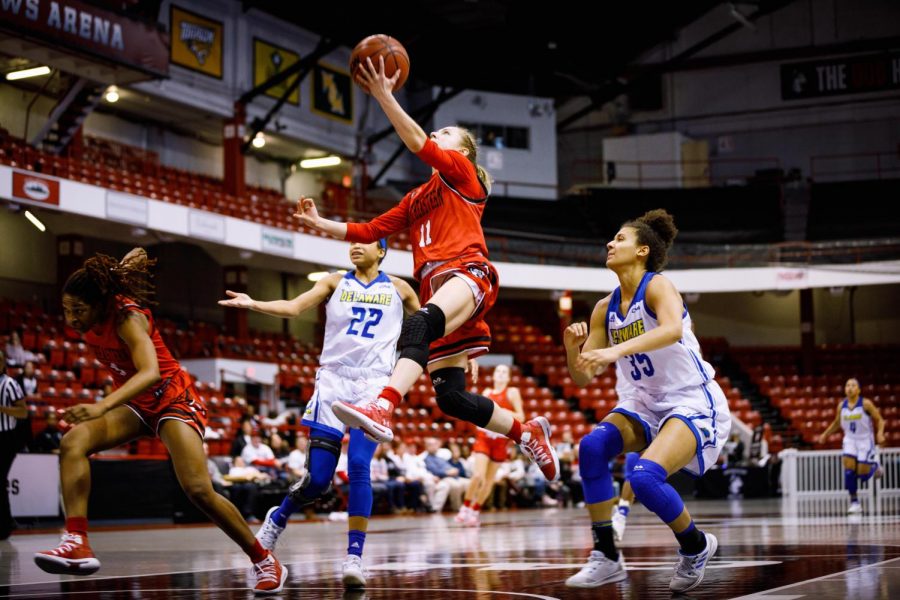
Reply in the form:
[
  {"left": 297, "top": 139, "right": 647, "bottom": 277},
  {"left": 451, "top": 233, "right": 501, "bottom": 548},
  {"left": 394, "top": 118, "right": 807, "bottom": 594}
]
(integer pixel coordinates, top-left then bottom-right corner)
[
  {"left": 9, "top": 454, "right": 60, "bottom": 517},
  {"left": 253, "top": 38, "right": 300, "bottom": 105},
  {"left": 188, "top": 209, "right": 226, "bottom": 241},
  {"left": 106, "top": 191, "right": 149, "bottom": 225},
  {"left": 261, "top": 227, "right": 294, "bottom": 256},
  {"left": 12, "top": 171, "right": 59, "bottom": 205},
  {"left": 781, "top": 52, "right": 900, "bottom": 100},
  {"left": 170, "top": 4, "right": 223, "bottom": 78},
  {"left": 0, "top": 0, "right": 168, "bottom": 79},
  {"left": 312, "top": 62, "right": 354, "bottom": 123}
]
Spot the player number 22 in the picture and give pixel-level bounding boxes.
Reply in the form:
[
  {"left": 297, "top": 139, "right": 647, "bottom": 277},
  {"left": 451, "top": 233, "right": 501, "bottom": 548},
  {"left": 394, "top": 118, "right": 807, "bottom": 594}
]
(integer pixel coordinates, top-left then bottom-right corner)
[
  {"left": 347, "top": 307, "right": 383, "bottom": 339},
  {"left": 419, "top": 220, "right": 432, "bottom": 247}
]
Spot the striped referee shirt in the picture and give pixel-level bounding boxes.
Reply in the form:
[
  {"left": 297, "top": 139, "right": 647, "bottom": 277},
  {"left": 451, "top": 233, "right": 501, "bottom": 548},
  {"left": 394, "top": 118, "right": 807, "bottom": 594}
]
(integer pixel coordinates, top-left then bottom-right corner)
[{"left": 0, "top": 374, "right": 24, "bottom": 432}]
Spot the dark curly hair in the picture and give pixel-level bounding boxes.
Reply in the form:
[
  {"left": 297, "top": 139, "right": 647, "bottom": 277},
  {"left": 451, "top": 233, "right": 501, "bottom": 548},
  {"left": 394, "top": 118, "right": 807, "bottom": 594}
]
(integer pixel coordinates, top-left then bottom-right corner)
[
  {"left": 623, "top": 209, "right": 678, "bottom": 272},
  {"left": 62, "top": 252, "right": 157, "bottom": 310}
]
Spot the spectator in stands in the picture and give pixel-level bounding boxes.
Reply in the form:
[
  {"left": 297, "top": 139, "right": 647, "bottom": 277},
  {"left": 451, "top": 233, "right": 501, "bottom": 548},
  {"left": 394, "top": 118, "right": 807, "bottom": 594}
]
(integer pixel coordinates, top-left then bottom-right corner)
[
  {"left": 31, "top": 410, "right": 64, "bottom": 454},
  {"left": 563, "top": 209, "right": 731, "bottom": 592},
  {"left": 241, "top": 431, "right": 278, "bottom": 476},
  {"left": 15, "top": 360, "right": 38, "bottom": 397},
  {"left": 34, "top": 248, "right": 287, "bottom": 593},
  {"left": 286, "top": 435, "right": 308, "bottom": 480},
  {"left": 384, "top": 441, "right": 425, "bottom": 512},
  {"left": 205, "top": 442, "right": 259, "bottom": 522},
  {"left": 5, "top": 330, "right": 36, "bottom": 367},
  {"left": 448, "top": 441, "right": 469, "bottom": 478},
  {"left": 268, "top": 432, "right": 291, "bottom": 480},
  {"left": 423, "top": 437, "right": 469, "bottom": 511},
  {"left": 725, "top": 433, "right": 745, "bottom": 466},
  {"left": 817, "top": 378, "right": 886, "bottom": 514},
  {"left": 230, "top": 417, "right": 254, "bottom": 458},
  {"left": 392, "top": 440, "right": 436, "bottom": 512},
  {"left": 371, "top": 443, "right": 406, "bottom": 513},
  {"left": 1, "top": 348, "right": 28, "bottom": 539},
  {"left": 295, "top": 58, "right": 558, "bottom": 485}
]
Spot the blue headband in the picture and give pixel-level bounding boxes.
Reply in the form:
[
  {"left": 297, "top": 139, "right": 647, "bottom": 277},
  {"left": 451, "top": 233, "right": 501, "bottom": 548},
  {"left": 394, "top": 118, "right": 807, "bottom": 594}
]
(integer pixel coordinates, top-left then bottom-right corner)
[{"left": 378, "top": 238, "right": 387, "bottom": 250}]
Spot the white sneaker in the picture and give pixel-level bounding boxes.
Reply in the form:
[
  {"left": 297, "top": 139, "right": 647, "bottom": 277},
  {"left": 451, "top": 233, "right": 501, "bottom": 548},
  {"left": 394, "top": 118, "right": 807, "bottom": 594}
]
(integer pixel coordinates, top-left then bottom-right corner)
[
  {"left": 848, "top": 501, "right": 862, "bottom": 514},
  {"left": 565, "top": 550, "right": 626, "bottom": 588},
  {"left": 342, "top": 554, "right": 367, "bottom": 588},
  {"left": 454, "top": 505, "right": 471, "bottom": 524},
  {"left": 463, "top": 511, "right": 480, "bottom": 528},
  {"left": 669, "top": 532, "right": 718, "bottom": 593},
  {"left": 256, "top": 506, "right": 286, "bottom": 551},
  {"left": 612, "top": 510, "right": 627, "bottom": 542}
]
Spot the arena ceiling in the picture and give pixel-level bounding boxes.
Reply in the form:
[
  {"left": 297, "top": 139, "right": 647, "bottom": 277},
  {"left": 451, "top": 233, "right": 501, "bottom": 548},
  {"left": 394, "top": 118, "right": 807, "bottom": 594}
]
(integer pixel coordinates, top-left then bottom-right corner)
[{"left": 244, "top": 0, "right": 725, "bottom": 100}]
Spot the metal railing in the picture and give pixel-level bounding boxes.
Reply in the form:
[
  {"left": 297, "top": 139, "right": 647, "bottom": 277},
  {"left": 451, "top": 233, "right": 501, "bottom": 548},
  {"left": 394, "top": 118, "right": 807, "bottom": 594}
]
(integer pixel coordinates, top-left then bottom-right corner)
[
  {"left": 810, "top": 151, "right": 900, "bottom": 182},
  {"left": 782, "top": 447, "right": 900, "bottom": 501}
]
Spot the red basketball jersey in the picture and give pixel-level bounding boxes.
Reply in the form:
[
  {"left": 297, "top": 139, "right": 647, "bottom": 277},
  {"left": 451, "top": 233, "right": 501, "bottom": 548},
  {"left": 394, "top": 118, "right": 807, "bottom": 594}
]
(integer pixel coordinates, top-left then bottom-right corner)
[
  {"left": 83, "top": 296, "right": 189, "bottom": 411},
  {"left": 345, "top": 138, "right": 489, "bottom": 279},
  {"left": 486, "top": 387, "right": 513, "bottom": 412}
]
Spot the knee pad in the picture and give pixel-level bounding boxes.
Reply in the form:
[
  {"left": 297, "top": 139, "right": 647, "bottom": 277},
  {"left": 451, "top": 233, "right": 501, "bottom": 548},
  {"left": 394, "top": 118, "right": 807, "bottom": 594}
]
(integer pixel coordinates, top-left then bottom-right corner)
[
  {"left": 288, "top": 435, "right": 341, "bottom": 504},
  {"left": 624, "top": 451, "right": 640, "bottom": 481},
  {"left": 399, "top": 303, "right": 446, "bottom": 369},
  {"left": 432, "top": 367, "right": 495, "bottom": 427},
  {"left": 578, "top": 423, "right": 624, "bottom": 480},
  {"left": 630, "top": 459, "right": 683, "bottom": 523},
  {"left": 578, "top": 423, "right": 624, "bottom": 504},
  {"left": 845, "top": 468, "right": 860, "bottom": 490}
]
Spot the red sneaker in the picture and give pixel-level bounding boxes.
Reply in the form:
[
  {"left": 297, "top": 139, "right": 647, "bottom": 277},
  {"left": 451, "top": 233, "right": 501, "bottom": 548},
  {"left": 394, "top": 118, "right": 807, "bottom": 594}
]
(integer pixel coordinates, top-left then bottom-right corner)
[
  {"left": 34, "top": 532, "right": 101, "bottom": 575},
  {"left": 250, "top": 552, "right": 288, "bottom": 595},
  {"left": 333, "top": 398, "right": 395, "bottom": 443},
  {"left": 519, "top": 416, "right": 560, "bottom": 482}
]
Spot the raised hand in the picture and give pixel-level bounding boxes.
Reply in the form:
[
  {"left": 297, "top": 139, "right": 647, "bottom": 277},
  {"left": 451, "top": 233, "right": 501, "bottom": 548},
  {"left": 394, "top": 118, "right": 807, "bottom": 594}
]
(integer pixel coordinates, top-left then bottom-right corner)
[
  {"left": 218, "top": 290, "right": 254, "bottom": 309},
  {"left": 293, "top": 196, "right": 321, "bottom": 230},
  {"left": 564, "top": 322, "right": 589, "bottom": 350},
  {"left": 354, "top": 55, "right": 401, "bottom": 99}
]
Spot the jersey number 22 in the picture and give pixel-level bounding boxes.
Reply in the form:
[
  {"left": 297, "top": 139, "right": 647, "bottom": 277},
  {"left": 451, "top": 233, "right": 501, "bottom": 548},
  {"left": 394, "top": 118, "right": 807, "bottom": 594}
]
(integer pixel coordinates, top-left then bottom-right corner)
[{"left": 347, "top": 307, "right": 383, "bottom": 339}]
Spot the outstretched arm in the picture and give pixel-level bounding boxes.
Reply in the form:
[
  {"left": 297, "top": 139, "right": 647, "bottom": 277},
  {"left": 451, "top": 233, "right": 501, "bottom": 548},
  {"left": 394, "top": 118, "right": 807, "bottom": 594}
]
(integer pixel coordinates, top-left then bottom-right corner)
[
  {"left": 356, "top": 56, "right": 427, "bottom": 153},
  {"left": 219, "top": 274, "right": 339, "bottom": 318}
]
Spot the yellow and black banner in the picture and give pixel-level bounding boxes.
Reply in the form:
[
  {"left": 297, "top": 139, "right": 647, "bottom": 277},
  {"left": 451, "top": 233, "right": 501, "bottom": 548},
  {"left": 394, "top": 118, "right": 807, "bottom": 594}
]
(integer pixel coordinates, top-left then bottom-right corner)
[
  {"left": 170, "top": 5, "right": 223, "bottom": 78},
  {"left": 312, "top": 62, "right": 353, "bottom": 123},
  {"left": 254, "top": 38, "right": 300, "bottom": 105}
]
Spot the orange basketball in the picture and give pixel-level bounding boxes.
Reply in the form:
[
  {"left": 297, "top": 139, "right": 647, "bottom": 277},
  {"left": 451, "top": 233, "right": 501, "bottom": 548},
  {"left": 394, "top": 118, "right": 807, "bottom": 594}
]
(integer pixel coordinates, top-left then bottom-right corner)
[{"left": 350, "top": 34, "right": 410, "bottom": 93}]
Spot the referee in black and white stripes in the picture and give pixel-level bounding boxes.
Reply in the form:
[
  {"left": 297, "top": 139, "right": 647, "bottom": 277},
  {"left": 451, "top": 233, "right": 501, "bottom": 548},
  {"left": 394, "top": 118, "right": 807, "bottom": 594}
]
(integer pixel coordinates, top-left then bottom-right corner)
[{"left": 1, "top": 348, "right": 28, "bottom": 540}]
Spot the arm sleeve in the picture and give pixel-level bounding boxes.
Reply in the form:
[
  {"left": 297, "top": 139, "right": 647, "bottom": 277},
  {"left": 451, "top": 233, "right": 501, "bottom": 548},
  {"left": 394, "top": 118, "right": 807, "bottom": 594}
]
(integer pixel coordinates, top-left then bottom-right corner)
[
  {"left": 345, "top": 196, "right": 412, "bottom": 242},
  {"left": 415, "top": 138, "right": 475, "bottom": 187}
]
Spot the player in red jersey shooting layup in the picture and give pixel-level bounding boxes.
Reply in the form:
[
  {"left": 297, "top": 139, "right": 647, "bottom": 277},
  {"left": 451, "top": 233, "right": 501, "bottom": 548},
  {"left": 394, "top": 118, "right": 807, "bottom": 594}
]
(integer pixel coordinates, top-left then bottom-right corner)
[
  {"left": 34, "top": 249, "right": 287, "bottom": 595},
  {"left": 294, "top": 55, "right": 559, "bottom": 482}
]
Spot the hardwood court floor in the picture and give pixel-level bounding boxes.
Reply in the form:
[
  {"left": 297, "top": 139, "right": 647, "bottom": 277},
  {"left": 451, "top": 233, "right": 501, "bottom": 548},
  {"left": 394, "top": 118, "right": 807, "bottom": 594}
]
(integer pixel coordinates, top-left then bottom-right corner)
[{"left": 2, "top": 497, "right": 900, "bottom": 599}]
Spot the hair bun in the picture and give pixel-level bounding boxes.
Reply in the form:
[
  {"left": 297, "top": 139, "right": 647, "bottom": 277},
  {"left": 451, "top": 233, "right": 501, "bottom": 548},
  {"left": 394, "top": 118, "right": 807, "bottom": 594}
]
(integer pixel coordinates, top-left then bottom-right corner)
[{"left": 639, "top": 209, "right": 678, "bottom": 248}]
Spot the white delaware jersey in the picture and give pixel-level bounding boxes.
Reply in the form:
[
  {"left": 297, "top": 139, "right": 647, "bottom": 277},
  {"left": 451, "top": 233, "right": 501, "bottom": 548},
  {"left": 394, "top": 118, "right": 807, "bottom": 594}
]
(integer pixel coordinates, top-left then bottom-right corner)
[
  {"left": 606, "top": 272, "right": 715, "bottom": 394},
  {"left": 320, "top": 272, "right": 404, "bottom": 375},
  {"left": 841, "top": 398, "right": 873, "bottom": 441}
]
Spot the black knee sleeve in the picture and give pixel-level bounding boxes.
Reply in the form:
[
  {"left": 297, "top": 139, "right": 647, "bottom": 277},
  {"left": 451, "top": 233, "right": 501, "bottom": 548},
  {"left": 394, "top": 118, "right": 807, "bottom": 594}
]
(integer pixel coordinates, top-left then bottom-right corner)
[
  {"left": 399, "top": 303, "right": 446, "bottom": 368},
  {"left": 288, "top": 436, "right": 341, "bottom": 504},
  {"left": 431, "top": 367, "right": 496, "bottom": 428}
]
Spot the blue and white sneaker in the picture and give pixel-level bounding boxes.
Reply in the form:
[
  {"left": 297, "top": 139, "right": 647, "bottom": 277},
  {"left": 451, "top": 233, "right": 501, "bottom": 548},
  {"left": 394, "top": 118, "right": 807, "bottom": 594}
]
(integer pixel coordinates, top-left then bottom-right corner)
[
  {"left": 669, "top": 532, "right": 718, "bottom": 593},
  {"left": 256, "top": 506, "right": 285, "bottom": 551}
]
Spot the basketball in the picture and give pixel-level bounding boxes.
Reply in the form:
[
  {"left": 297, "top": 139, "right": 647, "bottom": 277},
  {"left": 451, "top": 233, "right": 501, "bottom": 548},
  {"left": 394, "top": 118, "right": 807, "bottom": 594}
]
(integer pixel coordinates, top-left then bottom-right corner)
[{"left": 350, "top": 34, "right": 410, "bottom": 92}]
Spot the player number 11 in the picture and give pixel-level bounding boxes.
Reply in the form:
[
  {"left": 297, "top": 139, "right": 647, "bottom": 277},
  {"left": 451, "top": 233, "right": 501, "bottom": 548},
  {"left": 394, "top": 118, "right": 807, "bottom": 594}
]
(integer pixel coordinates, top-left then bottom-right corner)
[{"left": 419, "top": 220, "right": 432, "bottom": 247}]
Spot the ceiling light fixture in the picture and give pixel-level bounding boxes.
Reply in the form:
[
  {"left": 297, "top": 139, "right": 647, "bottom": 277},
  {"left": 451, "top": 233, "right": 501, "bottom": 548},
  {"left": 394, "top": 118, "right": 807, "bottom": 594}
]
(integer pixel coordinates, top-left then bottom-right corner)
[
  {"left": 251, "top": 132, "right": 266, "bottom": 148},
  {"left": 24, "top": 210, "right": 46, "bottom": 232},
  {"left": 299, "top": 155, "right": 341, "bottom": 169},
  {"left": 6, "top": 66, "right": 51, "bottom": 81},
  {"left": 105, "top": 85, "right": 119, "bottom": 103}
]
